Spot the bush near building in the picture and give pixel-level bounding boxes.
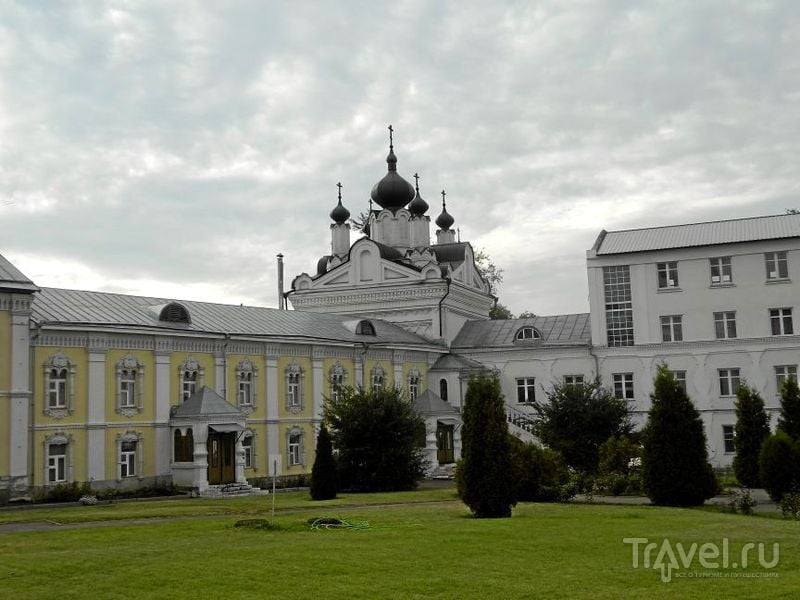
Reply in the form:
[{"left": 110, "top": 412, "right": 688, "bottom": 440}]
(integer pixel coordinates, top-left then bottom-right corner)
[
  {"left": 310, "top": 424, "right": 338, "bottom": 500},
  {"left": 759, "top": 431, "right": 800, "bottom": 502},
  {"left": 642, "top": 366, "right": 717, "bottom": 506},
  {"left": 457, "top": 374, "right": 516, "bottom": 518},
  {"left": 509, "top": 437, "right": 570, "bottom": 502},
  {"left": 732, "top": 385, "right": 771, "bottom": 488}
]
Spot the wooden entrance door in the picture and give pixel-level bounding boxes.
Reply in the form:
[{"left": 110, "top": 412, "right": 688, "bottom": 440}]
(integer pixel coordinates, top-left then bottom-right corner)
[
  {"left": 207, "top": 432, "right": 236, "bottom": 484},
  {"left": 436, "top": 424, "right": 454, "bottom": 465}
]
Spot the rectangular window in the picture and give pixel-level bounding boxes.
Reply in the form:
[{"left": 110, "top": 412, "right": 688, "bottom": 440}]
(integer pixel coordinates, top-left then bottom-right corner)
[
  {"left": 669, "top": 370, "right": 687, "bottom": 394},
  {"left": 718, "top": 368, "right": 741, "bottom": 397},
  {"left": 330, "top": 374, "right": 344, "bottom": 402},
  {"left": 770, "top": 308, "right": 794, "bottom": 336},
  {"left": 288, "top": 434, "right": 301, "bottom": 466},
  {"left": 765, "top": 251, "right": 789, "bottom": 280},
  {"left": 238, "top": 378, "right": 252, "bottom": 406},
  {"left": 243, "top": 436, "right": 253, "bottom": 469},
  {"left": 48, "top": 369, "right": 67, "bottom": 409},
  {"left": 408, "top": 378, "right": 419, "bottom": 401},
  {"left": 660, "top": 315, "right": 683, "bottom": 342},
  {"left": 775, "top": 365, "right": 798, "bottom": 391},
  {"left": 120, "top": 370, "right": 136, "bottom": 408},
  {"left": 120, "top": 441, "right": 136, "bottom": 478},
  {"left": 603, "top": 265, "right": 634, "bottom": 347},
  {"left": 182, "top": 371, "right": 197, "bottom": 403},
  {"left": 713, "top": 311, "right": 737, "bottom": 339},
  {"left": 564, "top": 375, "right": 584, "bottom": 386},
  {"left": 613, "top": 373, "right": 634, "bottom": 400},
  {"left": 657, "top": 262, "right": 679, "bottom": 289},
  {"left": 723, "top": 425, "right": 735, "bottom": 454},
  {"left": 516, "top": 377, "right": 536, "bottom": 403},
  {"left": 47, "top": 443, "right": 67, "bottom": 483},
  {"left": 287, "top": 374, "right": 300, "bottom": 406},
  {"left": 710, "top": 257, "right": 732, "bottom": 284}
]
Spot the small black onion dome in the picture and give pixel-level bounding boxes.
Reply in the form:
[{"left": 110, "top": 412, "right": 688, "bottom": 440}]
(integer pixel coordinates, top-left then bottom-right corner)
[
  {"left": 436, "top": 206, "right": 454, "bottom": 230},
  {"left": 370, "top": 148, "right": 416, "bottom": 211},
  {"left": 330, "top": 198, "right": 350, "bottom": 224},
  {"left": 408, "top": 180, "right": 429, "bottom": 216}
]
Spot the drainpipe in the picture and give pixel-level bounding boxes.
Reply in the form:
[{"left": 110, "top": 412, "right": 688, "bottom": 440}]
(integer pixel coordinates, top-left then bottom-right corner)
[
  {"left": 589, "top": 344, "right": 599, "bottom": 382},
  {"left": 437, "top": 278, "right": 451, "bottom": 341}
]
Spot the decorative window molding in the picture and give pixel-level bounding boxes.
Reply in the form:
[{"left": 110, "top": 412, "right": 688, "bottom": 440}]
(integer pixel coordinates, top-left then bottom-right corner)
[
  {"left": 43, "top": 353, "right": 76, "bottom": 419},
  {"left": 44, "top": 432, "right": 73, "bottom": 486},
  {"left": 116, "top": 430, "right": 143, "bottom": 481},
  {"left": 286, "top": 426, "right": 305, "bottom": 468},
  {"left": 407, "top": 368, "right": 421, "bottom": 401},
  {"left": 329, "top": 362, "right": 348, "bottom": 402},
  {"left": 514, "top": 327, "right": 541, "bottom": 341},
  {"left": 242, "top": 429, "right": 256, "bottom": 469},
  {"left": 236, "top": 358, "right": 258, "bottom": 414},
  {"left": 370, "top": 364, "right": 386, "bottom": 392},
  {"left": 178, "top": 356, "right": 204, "bottom": 403},
  {"left": 116, "top": 354, "right": 145, "bottom": 417},
  {"left": 285, "top": 363, "right": 305, "bottom": 413}
]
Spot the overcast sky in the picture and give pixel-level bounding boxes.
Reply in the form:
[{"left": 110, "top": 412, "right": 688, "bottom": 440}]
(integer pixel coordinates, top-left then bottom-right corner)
[{"left": 2, "top": 1, "right": 799, "bottom": 317}]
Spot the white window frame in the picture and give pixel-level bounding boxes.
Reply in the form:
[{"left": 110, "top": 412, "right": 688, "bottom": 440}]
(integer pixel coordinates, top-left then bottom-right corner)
[
  {"left": 407, "top": 368, "right": 421, "bottom": 401},
  {"left": 235, "top": 359, "right": 258, "bottom": 412},
  {"left": 722, "top": 425, "right": 735, "bottom": 454},
  {"left": 45, "top": 436, "right": 71, "bottom": 485},
  {"left": 564, "top": 375, "right": 584, "bottom": 386},
  {"left": 286, "top": 427, "right": 304, "bottom": 467},
  {"left": 242, "top": 432, "right": 254, "bottom": 469},
  {"left": 329, "top": 363, "right": 347, "bottom": 402},
  {"left": 515, "top": 327, "right": 540, "bottom": 341},
  {"left": 178, "top": 357, "right": 204, "bottom": 403},
  {"left": 516, "top": 377, "right": 536, "bottom": 403},
  {"left": 775, "top": 365, "right": 798, "bottom": 393},
  {"left": 713, "top": 311, "right": 737, "bottom": 339},
  {"left": 669, "top": 370, "right": 687, "bottom": 394},
  {"left": 613, "top": 373, "right": 634, "bottom": 400},
  {"left": 660, "top": 315, "right": 683, "bottom": 342},
  {"left": 43, "top": 353, "right": 76, "bottom": 418},
  {"left": 657, "top": 262, "right": 679, "bottom": 289},
  {"left": 718, "top": 368, "right": 741, "bottom": 397},
  {"left": 370, "top": 365, "right": 386, "bottom": 392},
  {"left": 116, "top": 354, "right": 144, "bottom": 416},
  {"left": 765, "top": 251, "right": 789, "bottom": 281},
  {"left": 710, "top": 256, "right": 733, "bottom": 285},
  {"left": 285, "top": 363, "right": 305, "bottom": 413},
  {"left": 769, "top": 307, "right": 794, "bottom": 336},
  {"left": 117, "top": 431, "right": 143, "bottom": 481}
]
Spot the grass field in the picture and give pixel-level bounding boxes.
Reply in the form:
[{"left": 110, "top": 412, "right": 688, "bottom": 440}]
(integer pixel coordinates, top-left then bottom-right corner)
[{"left": 1, "top": 493, "right": 798, "bottom": 599}]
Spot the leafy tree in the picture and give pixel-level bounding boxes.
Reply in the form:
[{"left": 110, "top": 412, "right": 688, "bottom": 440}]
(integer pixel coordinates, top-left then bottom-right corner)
[
  {"left": 489, "top": 302, "right": 514, "bottom": 320},
  {"left": 533, "top": 378, "right": 632, "bottom": 473},
  {"left": 517, "top": 311, "right": 537, "bottom": 319},
  {"left": 474, "top": 248, "right": 503, "bottom": 295},
  {"left": 778, "top": 377, "right": 800, "bottom": 442},
  {"left": 732, "top": 385, "right": 770, "bottom": 488},
  {"left": 759, "top": 431, "right": 800, "bottom": 501},
  {"left": 509, "top": 437, "right": 569, "bottom": 502},
  {"left": 598, "top": 435, "right": 641, "bottom": 476},
  {"left": 642, "top": 366, "right": 717, "bottom": 506},
  {"left": 323, "top": 386, "right": 426, "bottom": 492},
  {"left": 457, "top": 375, "right": 516, "bottom": 518},
  {"left": 349, "top": 210, "right": 370, "bottom": 233},
  {"left": 310, "top": 424, "right": 338, "bottom": 500}
]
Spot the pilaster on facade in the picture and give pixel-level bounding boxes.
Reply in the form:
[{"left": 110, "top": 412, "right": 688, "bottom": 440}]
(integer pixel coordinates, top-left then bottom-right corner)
[
  {"left": 154, "top": 350, "right": 172, "bottom": 476},
  {"left": 265, "top": 356, "right": 281, "bottom": 477},
  {"left": 9, "top": 294, "right": 34, "bottom": 489},
  {"left": 311, "top": 352, "right": 324, "bottom": 420}
]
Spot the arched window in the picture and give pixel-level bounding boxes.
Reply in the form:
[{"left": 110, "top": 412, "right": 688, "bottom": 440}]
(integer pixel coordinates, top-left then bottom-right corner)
[
  {"left": 515, "top": 327, "right": 541, "bottom": 341},
  {"left": 408, "top": 368, "right": 421, "bottom": 401},
  {"left": 178, "top": 356, "right": 204, "bottom": 403},
  {"left": 43, "top": 353, "right": 76, "bottom": 418},
  {"left": 440, "top": 378, "right": 448, "bottom": 402},
  {"left": 356, "top": 320, "right": 376, "bottom": 336},
  {"left": 285, "top": 363, "right": 305, "bottom": 412},
  {"left": 329, "top": 363, "right": 348, "bottom": 401},
  {"left": 159, "top": 302, "right": 191, "bottom": 324},
  {"left": 116, "top": 354, "right": 145, "bottom": 416}
]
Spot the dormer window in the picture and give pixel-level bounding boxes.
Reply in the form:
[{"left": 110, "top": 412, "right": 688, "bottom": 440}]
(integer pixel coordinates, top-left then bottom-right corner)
[
  {"left": 515, "top": 327, "right": 541, "bottom": 341},
  {"left": 159, "top": 302, "right": 191, "bottom": 324},
  {"left": 356, "top": 320, "right": 376, "bottom": 336}
]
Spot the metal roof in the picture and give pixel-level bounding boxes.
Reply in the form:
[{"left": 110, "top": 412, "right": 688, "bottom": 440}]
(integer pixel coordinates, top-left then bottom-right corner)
[
  {"left": 595, "top": 213, "right": 800, "bottom": 255},
  {"left": 32, "top": 287, "right": 443, "bottom": 347},
  {"left": 171, "top": 386, "right": 243, "bottom": 418},
  {"left": 451, "top": 314, "right": 591, "bottom": 349},
  {"left": 429, "top": 353, "right": 486, "bottom": 371},
  {"left": 0, "top": 253, "right": 39, "bottom": 292},
  {"left": 412, "top": 389, "right": 458, "bottom": 415}
]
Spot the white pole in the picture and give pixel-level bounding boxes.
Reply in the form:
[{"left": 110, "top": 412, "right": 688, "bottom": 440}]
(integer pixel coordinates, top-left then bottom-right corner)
[{"left": 271, "top": 459, "right": 277, "bottom": 519}]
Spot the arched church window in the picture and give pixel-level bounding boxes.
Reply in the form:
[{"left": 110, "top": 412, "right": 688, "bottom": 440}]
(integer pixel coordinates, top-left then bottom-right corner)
[
  {"left": 515, "top": 327, "right": 541, "bottom": 341},
  {"left": 440, "top": 378, "right": 448, "bottom": 402}
]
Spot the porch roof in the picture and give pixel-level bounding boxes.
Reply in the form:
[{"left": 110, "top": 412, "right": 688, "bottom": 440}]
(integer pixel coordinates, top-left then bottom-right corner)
[{"left": 171, "top": 386, "right": 243, "bottom": 419}]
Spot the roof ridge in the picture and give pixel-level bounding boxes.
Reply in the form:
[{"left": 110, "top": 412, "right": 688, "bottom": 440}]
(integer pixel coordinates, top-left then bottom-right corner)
[{"left": 604, "top": 212, "right": 797, "bottom": 235}]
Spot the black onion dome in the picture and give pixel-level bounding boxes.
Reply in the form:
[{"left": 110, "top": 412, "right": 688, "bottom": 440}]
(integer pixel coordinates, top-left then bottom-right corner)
[
  {"left": 436, "top": 206, "right": 454, "bottom": 230},
  {"left": 330, "top": 199, "right": 350, "bottom": 224},
  {"left": 370, "top": 147, "right": 416, "bottom": 212},
  {"left": 408, "top": 176, "right": 429, "bottom": 216}
]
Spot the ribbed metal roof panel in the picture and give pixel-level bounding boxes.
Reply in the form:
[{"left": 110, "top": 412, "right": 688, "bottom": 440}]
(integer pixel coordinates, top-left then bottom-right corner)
[
  {"left": 32, "top": 287, "right": 441, "bottom": 347},
  {"left": 597, "top": 213, "right": 800, "bottom": 255},
  {"left": 451, "top": 313, "right": 591, "bottom": 349},
  {"left": 0, "top": 253, "right": 38, "bottom": 291}
]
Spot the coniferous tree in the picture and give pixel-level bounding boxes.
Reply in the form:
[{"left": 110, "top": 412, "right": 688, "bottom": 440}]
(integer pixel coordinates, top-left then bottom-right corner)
[
  {"left": 778, "top": 377, "right": 800, "bottom": 442},
  {"left": 732, "top": 385, "right": 770, "bottom": 488},
  {"left": 310, "top": 424, "right": 338, "bottom": 500},
  {"left": 759, "top": 431, "right": 800, "bottom": 501},
  {"left": 642, "top": 366, "right": 717, "bottom": 506},
  {"left": 457, "top": 374, "right": 516, "bottom": 518}
]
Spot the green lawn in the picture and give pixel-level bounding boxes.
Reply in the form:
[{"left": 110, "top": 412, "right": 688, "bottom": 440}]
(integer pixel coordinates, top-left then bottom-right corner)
[{"left": 1, "top": 498, "right": 798, "bottom": 599}]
